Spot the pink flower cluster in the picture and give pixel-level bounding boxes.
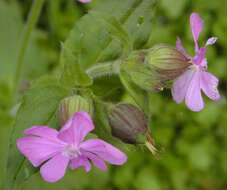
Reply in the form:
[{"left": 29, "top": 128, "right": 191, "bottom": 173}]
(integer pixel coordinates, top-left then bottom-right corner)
[
  {"left": 171, "top": 13, "right": 220, "bottom": 111},
  {"left": 17, "top": 111, "right": 127, "bottom": 182}
]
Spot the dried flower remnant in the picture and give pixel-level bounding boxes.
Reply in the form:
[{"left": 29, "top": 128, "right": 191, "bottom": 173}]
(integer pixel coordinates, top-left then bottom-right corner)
[
  {"left": 171, "top": 13, "right": 220, "bottom": 112},
  {"left": 17, "top": 111, "right": 127, "bottom": 182}
]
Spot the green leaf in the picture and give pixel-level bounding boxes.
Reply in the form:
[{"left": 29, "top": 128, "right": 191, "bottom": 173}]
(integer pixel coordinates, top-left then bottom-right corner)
[
  {"left": 91, "top": 11, "right": 133, "bottom": 56},
  {"left": 92, "top": 98, "right": 112, "bottom": 139},
  {"left": 119, "top": 69, "right": 150, "bottom": 116},
  {"left": 90, "top": 75, "right": 124, "bottom": 102},
  {"left": 61, "top": 0, "right": 156, "bottom": 70},
  {"left": 60, "top": 45, "right": 92, "bottom": 88},
  {"left": 4, "top": 76, "right": 69, "bottom": 190}
]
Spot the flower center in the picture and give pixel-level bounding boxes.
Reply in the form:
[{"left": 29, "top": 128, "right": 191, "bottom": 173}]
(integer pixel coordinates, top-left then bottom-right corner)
[
  {"left": 191, "top": 55, "right": 208, "bottom": 71},
  {"left": 63, "top": 144, "right": 81, "bottom": 159},
  {"left": 190, "top": 58, "right": 207, "bottom": 72},
  {"left": 190, "top": 63, "right": 200, "bottom": 71}
]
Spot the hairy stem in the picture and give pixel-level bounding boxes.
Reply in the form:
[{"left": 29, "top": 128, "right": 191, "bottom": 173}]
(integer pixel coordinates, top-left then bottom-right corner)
[
  {"left": 13, "top": 0, "right": 45, "bottom": 98},
  {"left": 86, "top": 60, "right": 122, "bottom": 79}
]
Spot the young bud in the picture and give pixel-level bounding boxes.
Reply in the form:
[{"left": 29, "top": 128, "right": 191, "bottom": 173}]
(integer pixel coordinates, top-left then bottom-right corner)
[
  {"left": 58, "top": 95, "right": 93, "bottom": 125},
  {"left": 123, "top": 44, "right": 191, "bottom": 91},
  {"left": 107, "top": 103, "right": 157, "bottom": 154}
]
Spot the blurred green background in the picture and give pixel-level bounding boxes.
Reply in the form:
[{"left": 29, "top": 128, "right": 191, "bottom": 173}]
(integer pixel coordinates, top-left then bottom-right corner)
[{"left": 0, "top": 0, "right": 226, "bottom": 189}]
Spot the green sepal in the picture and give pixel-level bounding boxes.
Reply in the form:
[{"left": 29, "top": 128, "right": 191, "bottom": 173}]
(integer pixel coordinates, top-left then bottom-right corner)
[{"left": 119, "top": 69, "right": 150, "bottom": 117}]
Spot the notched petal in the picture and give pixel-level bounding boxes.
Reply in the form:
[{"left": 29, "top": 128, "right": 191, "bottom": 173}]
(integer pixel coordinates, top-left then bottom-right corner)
[
  {"left": 40, "top": 153, "right": 69, "bottom": 183},
  {"left": 185, "top": 71, "right": 204, "bottom": 111},
  {"left": 171, "top": 70, "right": 195, "bottom": 104},
  {"left": 205, "top": 37, "right": 218, "bottom": 46},
  {"left": 80, "top": 139, "right": 127, "bottom": 165},
  {"left": 201, "top": 72, "right": 220, "bottom": 100},
  {"left": 190, "top": 13, "right": 204, "bottom": 52},
  {"left": 69, "top": 155, "right": 91, "bottom": 172},
  {"left": 17, "top": 136, "right": 64, "bottom": 167},
  {"left": 84, "top": 152, "right": 107, "bottom": 171},
  {"left": 24, "top": 126, "right": 58, "bottom": 138}
]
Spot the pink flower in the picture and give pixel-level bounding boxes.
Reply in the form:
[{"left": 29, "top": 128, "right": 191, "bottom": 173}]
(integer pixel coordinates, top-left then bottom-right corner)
[
  {"left": 78, "top": 0, "right": 92, "bottom": 3},
  {"left": 171, "top": 13, "right": 220, "bottom": 112},
  {"left": 17, "top": 111, "right": 127, "bottom": 183}
]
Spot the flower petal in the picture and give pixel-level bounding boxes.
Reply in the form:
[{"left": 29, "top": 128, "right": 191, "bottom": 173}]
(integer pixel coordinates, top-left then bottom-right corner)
[
  {"left": 190, "top": 13, "right": 204, "bottom": 52},
  {"left": 193, "top": 47, "right": 207, "bottom": 65},
  {"left": 17, "top": 136, "right": 65, "bottom": 167},
  {"left": 56, "top": 114, "right": 74, "bottom": 144},
  {"left": 40, "top": 153, "right": 69, "bottom": 183},
  {"left": 58, "top": 111, "right": 95, "bottom": 145},
  {"left": 171, "top": 70, "right": 195, "bottom": 104},
  {"left": 185, "top": 71, "right": 204, "bottom": 111},
  {"left": 201, "top": 72, "right": 220, "bottom": 100},
  {"left": 80, "top": 139, "right": 127, "bottom": 165},
  {"left": 84, "top": 152, "right": 107, "bottom": 171},
  {"left": 24, "top": 126, "right": 58, "bottom": 138},
  {"left": 69, "top": 155, "right": 91, "bottom": 172},
  {"left": 205, "top": 37, "right": 218, "bottom": 46},
  {"left": 193, "top": 37, "right": 217, "bottom": 66},
  {"left": 200, "top": 58, "right": 208, "bottom": 68},
  {"left": 176, "top": 37, "right": 191, "bottom": 59}
]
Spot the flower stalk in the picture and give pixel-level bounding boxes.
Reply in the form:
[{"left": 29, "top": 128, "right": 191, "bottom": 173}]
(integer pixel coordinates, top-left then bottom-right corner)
[
  {"left": 13, "top": 0, "right": 45, "bottom": 98},
  {"left": 86, "top": 60, "right": 122, "bottom": 79}
]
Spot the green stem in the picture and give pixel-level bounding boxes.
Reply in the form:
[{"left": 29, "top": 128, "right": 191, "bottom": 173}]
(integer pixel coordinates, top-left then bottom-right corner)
[
  {"left": 86, "top": 60, "right": 122, "bottom": 79},
  {"left": 13, "top": 0, "right": 45, "bottom": 97}
]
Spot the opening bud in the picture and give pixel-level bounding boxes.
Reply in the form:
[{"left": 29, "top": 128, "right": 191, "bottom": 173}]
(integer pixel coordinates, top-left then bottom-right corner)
[
  {"left": 58, "top": 95, "right": 93, "bottom": 125},
  {"left": 107, "top": 103, "right": 158, "bottom": 154},
  {"left": 123, "top": 44, "right": 191, "bottom": 91}
]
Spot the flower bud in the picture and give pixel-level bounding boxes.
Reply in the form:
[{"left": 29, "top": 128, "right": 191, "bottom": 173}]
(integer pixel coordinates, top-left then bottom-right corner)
[
  {"left": 58, "top": 95, "right": 93, "bottom": 125},
  {"left": 107, "top": 103, "right": 157, "bottom": 154},
  {"left": 123, "top": 44, "right": 191, "bottom": 91}
]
